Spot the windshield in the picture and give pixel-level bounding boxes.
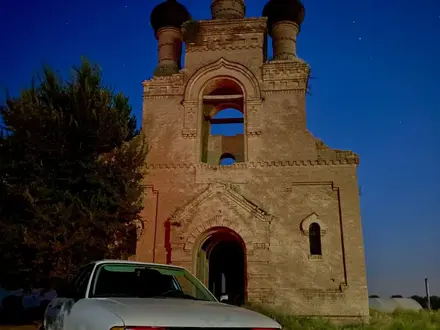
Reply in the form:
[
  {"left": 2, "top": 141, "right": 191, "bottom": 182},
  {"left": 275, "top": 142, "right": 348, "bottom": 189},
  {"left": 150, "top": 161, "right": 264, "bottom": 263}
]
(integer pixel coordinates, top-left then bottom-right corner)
[{"left": 89, "top": 263, "right": 216, "bottom": 302}]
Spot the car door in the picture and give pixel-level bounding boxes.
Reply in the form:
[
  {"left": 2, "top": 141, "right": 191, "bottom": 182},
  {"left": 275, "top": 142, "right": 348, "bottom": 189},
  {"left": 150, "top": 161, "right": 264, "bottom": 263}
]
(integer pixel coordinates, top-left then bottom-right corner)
[{"left": 44, "top": 264, "right": 95, "bottom": 330}]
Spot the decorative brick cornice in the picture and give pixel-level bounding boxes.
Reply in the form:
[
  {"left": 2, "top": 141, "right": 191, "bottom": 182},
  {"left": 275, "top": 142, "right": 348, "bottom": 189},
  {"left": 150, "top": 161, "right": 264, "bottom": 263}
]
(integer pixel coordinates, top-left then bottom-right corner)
[
  {"left": 263, "top": 90, "right": 305, "bottom": 94},
  {"left": 263, "top": 59, "right": 310, "bottom": 78},
  {"left": 146, "top": 158, "right": 359, "bottom": 170},
  {"left": 190, "top": 17, "right": 267, "bottom": 36},
  {"left": 182, "top": 129, "right": 197, "bottom": 139},
  {"left": 246, "top": 131, "right": 263, "bottom": 137},
  {"left": 142, "top": 72, "right": 185, "bottom": 97},
  {"left": 184, "top": 18, "right": 267, "bottom": 52},
  {"left": 262, "top": 59, "right": 310, "bottom": 92},
  {"left": 187, "top": 41, "right": 263, "bottom": 53}
]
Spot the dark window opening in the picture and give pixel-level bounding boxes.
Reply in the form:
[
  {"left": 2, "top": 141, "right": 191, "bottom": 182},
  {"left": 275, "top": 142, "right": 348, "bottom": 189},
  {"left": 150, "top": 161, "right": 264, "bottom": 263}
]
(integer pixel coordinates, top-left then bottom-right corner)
[{"left": 309, "top": 223, "right": 322, "bottom": 256}]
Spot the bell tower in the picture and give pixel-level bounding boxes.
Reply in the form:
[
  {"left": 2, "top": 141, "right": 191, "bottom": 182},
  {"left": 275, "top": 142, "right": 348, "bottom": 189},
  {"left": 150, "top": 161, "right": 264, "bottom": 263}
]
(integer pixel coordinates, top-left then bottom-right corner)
[{"left": 139, "top": 0, "right": 369, "bottom": 324}]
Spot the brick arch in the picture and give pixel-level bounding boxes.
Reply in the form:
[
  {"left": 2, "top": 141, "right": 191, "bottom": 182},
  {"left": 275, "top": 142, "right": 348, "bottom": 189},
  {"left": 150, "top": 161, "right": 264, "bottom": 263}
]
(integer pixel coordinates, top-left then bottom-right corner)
[
  {"left": 189, "top": 224, "right": 250, "bottom": 302},
  {"left": 184, "top": 58, "right": 262, "bottom": 101},
  {"left": 300, "top": 212, "right": 328, "bottom": 236},
  {"left": 184, "top": 217, "right": 253, "bottom": 254}
]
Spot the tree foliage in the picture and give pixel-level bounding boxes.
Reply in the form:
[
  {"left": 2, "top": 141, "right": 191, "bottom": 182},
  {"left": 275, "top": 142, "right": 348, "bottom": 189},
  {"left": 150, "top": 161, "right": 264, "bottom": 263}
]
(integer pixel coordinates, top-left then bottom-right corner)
[{"left": 0, "top": 59, "right": 147, "bottom": 285}]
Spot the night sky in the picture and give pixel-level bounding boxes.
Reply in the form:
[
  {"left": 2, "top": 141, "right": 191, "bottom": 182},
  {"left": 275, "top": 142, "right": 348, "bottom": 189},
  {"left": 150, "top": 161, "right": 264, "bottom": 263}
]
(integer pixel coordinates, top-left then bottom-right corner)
[{"left": 1, "top": 0, "right": 439, "bottom": 297}]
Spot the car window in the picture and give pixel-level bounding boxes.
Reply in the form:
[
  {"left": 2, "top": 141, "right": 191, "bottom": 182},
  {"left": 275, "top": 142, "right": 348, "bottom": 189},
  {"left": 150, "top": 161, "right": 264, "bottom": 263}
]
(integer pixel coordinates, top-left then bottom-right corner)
[
  {"left": 62, "top": 264, "right": 95, "bottom": 299},
  {"left": 75, "top": 264, "right": 95, "bottom": 298},
  {"left": 69, "top": 264, "right": 91, "bottom": 287},
  {"left": 58, "top": 265, "right": 88, "bottom": 298}
]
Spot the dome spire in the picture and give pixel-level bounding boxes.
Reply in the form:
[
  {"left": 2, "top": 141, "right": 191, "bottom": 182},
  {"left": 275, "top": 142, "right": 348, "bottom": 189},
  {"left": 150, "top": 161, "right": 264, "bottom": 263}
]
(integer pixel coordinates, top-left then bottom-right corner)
[
  {"left": 149, "top": 0, "right": 191, "bottom": 76},
  {"left": 211, "top": 0, "right": 246, "bottom": 20},
  {"left": 262, "top": 0, "right": 305, "bottom": 60},
  {"left": 262, "top": 0, "right": 305, "bottom": 33},
  {"left": 150, "top": 0, "right": 191, "bottom": 35}
]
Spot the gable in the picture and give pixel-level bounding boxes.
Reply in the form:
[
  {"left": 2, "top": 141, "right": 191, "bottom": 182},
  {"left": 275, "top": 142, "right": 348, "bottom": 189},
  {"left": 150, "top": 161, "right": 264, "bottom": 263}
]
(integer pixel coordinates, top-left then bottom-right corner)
[{"left": 169, "top": 182, "right": 273, "bottom": 226}]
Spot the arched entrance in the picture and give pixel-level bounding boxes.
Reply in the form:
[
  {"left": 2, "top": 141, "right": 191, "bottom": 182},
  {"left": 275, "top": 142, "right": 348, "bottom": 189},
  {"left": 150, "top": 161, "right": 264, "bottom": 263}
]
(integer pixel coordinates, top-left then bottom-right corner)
[{"left": 196, "top": 227, "right": 246, "bottom": 306}]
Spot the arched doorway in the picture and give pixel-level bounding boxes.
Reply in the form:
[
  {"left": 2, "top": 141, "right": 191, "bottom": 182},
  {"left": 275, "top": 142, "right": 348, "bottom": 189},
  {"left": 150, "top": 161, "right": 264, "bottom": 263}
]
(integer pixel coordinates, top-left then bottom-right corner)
[{"left": 196, "top": 227, "right": 246, "bottom": 306}]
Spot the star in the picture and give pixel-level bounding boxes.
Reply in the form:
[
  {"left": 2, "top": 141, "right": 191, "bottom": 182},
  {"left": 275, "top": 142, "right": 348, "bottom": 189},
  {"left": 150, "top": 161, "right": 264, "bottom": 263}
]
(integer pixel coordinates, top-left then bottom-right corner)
[
  {"left": 358, "top": 37, "right": 362, "bottom": 40},
  {"left": 352, "top": 20, "right": 356, "bottom": 24}
]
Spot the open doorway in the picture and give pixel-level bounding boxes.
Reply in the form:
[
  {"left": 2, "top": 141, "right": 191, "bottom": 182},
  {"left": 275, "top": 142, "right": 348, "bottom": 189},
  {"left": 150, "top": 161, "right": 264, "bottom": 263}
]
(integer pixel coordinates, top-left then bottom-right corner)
[{"left": 197, "top": 228, "right": 246, "bottom": 306}]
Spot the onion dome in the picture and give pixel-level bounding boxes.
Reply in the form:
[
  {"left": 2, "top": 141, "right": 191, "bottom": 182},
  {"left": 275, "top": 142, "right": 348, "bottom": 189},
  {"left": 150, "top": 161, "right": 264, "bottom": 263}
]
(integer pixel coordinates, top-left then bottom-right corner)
[
  {"left": 150, "top": 0, "right": 191, "bottom": 34},
  {"left": 262, "top": 0, "right": 305, "bottom": 33}
]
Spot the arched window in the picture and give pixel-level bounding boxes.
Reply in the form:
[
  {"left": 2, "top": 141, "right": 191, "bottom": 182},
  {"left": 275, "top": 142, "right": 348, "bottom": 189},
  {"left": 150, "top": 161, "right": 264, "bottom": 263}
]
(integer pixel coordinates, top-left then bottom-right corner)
[
  {"left": 200, "top": 79, "right": 245, "bottom": 165},
  {"left": 309, "top": 223, "right": 322, "bottom": 256},
  {"left": 219, "top": 153, "right": 236, "bottom": 166}
]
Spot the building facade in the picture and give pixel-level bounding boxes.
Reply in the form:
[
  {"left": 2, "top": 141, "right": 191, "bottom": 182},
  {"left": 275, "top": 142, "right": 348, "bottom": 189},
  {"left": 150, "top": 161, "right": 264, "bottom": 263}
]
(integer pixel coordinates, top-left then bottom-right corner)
[{"left": 137, "top": 0, "right": 369, "bottom": 323}]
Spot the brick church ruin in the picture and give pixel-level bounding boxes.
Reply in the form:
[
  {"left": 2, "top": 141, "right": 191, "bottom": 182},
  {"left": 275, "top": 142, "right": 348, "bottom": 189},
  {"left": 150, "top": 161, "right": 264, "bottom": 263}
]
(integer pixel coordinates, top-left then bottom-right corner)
[{"left": 136, "top": 0, "right": 369, "bottom": 323}]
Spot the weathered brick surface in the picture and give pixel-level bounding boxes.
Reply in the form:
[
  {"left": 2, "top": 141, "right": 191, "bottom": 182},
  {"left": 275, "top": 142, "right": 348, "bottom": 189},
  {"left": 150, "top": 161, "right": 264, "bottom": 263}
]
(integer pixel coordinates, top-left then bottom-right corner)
[{"left": 137, "top": 13, "right": 369, "bottom": 323}]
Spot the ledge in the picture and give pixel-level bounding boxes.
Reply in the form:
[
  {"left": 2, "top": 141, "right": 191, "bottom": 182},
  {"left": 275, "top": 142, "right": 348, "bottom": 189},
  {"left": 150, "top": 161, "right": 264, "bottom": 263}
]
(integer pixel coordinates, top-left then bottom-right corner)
[{"left": 146, "top": 158, "right": 359, "bottom": 170}]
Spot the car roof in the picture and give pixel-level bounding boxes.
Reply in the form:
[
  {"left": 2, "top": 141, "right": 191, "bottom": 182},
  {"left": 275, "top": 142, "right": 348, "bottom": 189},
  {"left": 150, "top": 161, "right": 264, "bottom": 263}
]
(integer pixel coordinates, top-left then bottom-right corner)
[{"left": 90, "top": 259, "right": 186, "bottom": 270}]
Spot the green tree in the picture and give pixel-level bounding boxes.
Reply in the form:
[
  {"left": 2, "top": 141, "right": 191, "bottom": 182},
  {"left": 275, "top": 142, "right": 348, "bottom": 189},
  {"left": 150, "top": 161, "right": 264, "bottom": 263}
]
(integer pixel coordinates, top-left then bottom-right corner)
[{"left": 0, "top": 59, "right": 147, "bottom": 284}]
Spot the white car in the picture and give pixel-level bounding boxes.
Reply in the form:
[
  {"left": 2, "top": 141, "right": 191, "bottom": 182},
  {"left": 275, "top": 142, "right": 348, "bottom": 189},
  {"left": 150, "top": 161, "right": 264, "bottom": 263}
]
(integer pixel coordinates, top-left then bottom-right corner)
[{"left": 43, "top": 260, "right": 281, "bottom": 330}]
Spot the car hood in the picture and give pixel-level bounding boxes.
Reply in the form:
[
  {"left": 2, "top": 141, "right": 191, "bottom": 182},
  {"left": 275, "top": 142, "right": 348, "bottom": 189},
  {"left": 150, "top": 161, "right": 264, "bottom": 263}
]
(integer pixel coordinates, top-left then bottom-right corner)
[{"left": 90, "top": 297, "right": 281, "bottom": 328}]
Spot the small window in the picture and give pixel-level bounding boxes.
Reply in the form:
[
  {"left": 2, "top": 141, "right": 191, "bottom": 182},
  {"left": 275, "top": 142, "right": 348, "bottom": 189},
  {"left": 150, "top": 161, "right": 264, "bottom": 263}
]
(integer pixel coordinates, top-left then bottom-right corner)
[
  {"left": 220, "top": 153, "right": 236, "bottom": 166},
  {"left": 309, "top": 223, "right": 322, "bottom": 256}
]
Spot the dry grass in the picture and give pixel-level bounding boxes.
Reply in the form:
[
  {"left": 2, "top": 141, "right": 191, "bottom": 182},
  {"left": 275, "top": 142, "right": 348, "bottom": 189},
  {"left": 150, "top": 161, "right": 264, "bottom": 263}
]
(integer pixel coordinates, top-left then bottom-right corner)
[
  {"left": 1, "top": 307, "right": 439, "bottom": 330},
  {"left": 247, "top": 304, "right": 440, "bottom": 330}
]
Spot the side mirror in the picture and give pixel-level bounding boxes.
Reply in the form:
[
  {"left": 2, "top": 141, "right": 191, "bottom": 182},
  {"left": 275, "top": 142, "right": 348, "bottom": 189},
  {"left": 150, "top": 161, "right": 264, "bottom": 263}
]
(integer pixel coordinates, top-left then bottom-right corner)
[{"left": 220, "top": 294, "right": 229, "bottom": 303}]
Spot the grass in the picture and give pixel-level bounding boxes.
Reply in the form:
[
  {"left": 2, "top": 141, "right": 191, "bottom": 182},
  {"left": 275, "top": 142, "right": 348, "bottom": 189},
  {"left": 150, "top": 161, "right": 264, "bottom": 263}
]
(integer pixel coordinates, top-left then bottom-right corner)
[
  {"left": 246, "top": 304, "right": 440, "bottom": 330},
  {"left": 1, "top": 307, "right": 439, "bottom": 330}
]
